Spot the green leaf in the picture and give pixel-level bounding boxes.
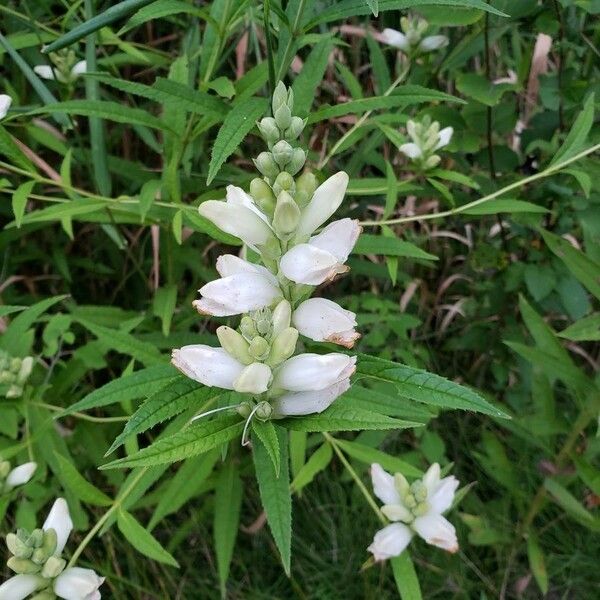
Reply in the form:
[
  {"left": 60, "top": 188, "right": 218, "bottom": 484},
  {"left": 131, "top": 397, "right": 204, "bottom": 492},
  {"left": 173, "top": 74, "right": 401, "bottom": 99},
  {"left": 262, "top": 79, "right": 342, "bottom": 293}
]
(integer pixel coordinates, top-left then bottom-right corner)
[
  {"left": 139, "top": 179, "right": 161, "bottom": 221},
  {"left": 119, "top": 0, "right": 207, "bottom": 35},
  {"left": 335, "top": 440, "right": 422, "bottom": 477},
  {"left": 357, "top": 355, "right": 509, "bottom": 418},
  {"left": 550, "top": 93, "right": 595, "bottom": 167},
  {"left": 456, "top": 73, "right": 519, "bottom": 106},
  {"left": 214, "top": 464, "right": 243, "bottom": 598},
  {"left": 44, "top": 0, "right": 158, "bottom": 53},
  {"left": 7, "top": 199, "right": 109, "bottom": 228},
  {"left": 117, "top": 509, "right": 179, "bottom": 567},
  {"left": 291, "top": 443, "right": 332, "bottom": 493},
  {"left": 558, "top": 313, "right": 600, "bottom": 342},
  {"left": 207, "top": 97, "right": 267, "bottom": 185},
  {"left": 391, "top": 552, "right": 423, "bottom": 600},
  {"left": 102, "top": 416, "right": 244, "bottom": 469},
  {"left": 253, "top": 425, "right": 291, "bottom": 575},
  {"left": 66, "top": 364, "right": 177, "bottom": 414},
  {"left": 253, "top": 420, "right": 281, "bottom": 476},
  {"left": 543, "top": 478, "right": 594, "bottom": 523},
  {"left": 282, "top": 403, "right": 421, "bottom": 432},
  {"left": 54, "top": 452, "right": 112, "bottom": 507},
  {"left": 527, "top": 534, "right": 549, "bottom": 595},
  {"left": 0, "top": 125, "right": 35, "bottom": 172},
  {"left": 462, "top": 199, "right": 548, "bottom": 215},
  {"left": 353, "top": 234, "right": 438, "bottom": 261},
  {"left": 366, "top": 0, "right": 379, "bottom": 16},
  {"left": 11, "top": 181, "right": 35, "bottom": 228},
  {"left": 153, "top": 285, "right": 177, "bottom": 336}
]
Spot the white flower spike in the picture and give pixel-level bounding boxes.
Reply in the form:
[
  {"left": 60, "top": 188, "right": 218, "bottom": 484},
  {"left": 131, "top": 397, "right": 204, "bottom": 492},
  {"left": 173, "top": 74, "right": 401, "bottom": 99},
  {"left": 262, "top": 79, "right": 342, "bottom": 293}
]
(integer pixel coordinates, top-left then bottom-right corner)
[
  {"left": 381, "top": 16, "right": 447, "bottom": 57},
  {"left": 0, "top": 95, "right": 12, "bottom": 120},
  {"left": 34, "top": 60, "right": 87, "bottom": 84},
  {"left": 367, "top": 463, "right": 459, "bottom": 561}
]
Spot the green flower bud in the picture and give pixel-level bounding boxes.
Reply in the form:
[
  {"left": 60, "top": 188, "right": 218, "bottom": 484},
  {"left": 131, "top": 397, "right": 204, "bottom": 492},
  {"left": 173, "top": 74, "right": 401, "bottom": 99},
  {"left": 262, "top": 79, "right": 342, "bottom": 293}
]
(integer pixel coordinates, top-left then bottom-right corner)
[
  {"left": 10, "top": 357, "right": 22, "bottom": 372},
  {"left": 400, "top": 17, "right": 410, "bottom": 33},
  {"left": 394, "top": 473, "right": 410, "bottom": 496},
  {"left": 28, "top": 530, "right": 44, "bottom": 548},
  {"left": 17, "top": 357, "right": 34, "bottom": 384},
  {"left": 271, "top": 300, "right": 292, "bottom": 335},
  {"left": 272, "top": 140, "right": 293, "bottom": 169},
  {"left": 6, "top": 533, "right": 32, "bottom": 559},
  {"left": 268, "top": 327, "right": 298, "bottom": 366},
  {"left": 412, "top": 501, "right": 430, "bottom": 517},
  {"left": 250, "top": 178, "right": 276, "bottom": 217},
  {"left": 217, "top": 326, "right": 253, "bottom": 365},
  {"left": 404, "top": 493, "right": 417, "bottom": 509},
  {"left": 295, "top": 171, "right": 318, "bottom": 208},
  {"left": 0, "top": 461, "right": 10, "bottom": 479},
  {"left": 257, "top": 117, "right": 280, "bottom": 146},
  {"left": 273, "top": 191, "right": 301, "bottom": 238},
  {"left": 248, "top": 336, "right": 270, "bottom": 361},
  {"left": 286, "top": 148, "right": 306, "bottom": 176},
  {"left": 411, "top": 480, "right": 428, "bottom": 503},
  {"left": 255, "top": 401, "right": 273, "bottom": 421},
  {"left": 272, "top": 81, "right": 289, "bottom": 114},
  {"left": 30, "top": 591, "right": 57, "bottom": 600},
  {"left": 41, "top": 555, "right": 66, "bottom": 579},
  {"left": 254, "top": 152, "right": 279, "bottom": 179},
  {"left": 254, "top": 309, "right": 272, "bottom": 336},
  {"left": 39, "top": 529, "right": 57, "bottom": 559},
  {"left": 0, "top": 371, "right": 15, "bottom": 384},
  {"left": 240, "top": 316, "right": 258, "bottom": 341},
  {"left": 6, "top": 384, "right": 23, "bottom": 399},
  {"left": 7, "top": 556, "right": 41, "bottom": 574},
  {"left": 424, "top": 155, "right": 441, "bottom": 169},
  {"left": 237, "top": 401, "right": 254, "bottom": 418},
  {"left": 284, "top": 116, "right": 305, "bottom": 141},
  {"left": 31, "top": 548, "right": 49, "bottom": 566},
  {"left": 272, "top": 172, "right": 295, "bottom": 195},
  {"left": 274, "top": 104, "right": 292, "bottom": 131}
]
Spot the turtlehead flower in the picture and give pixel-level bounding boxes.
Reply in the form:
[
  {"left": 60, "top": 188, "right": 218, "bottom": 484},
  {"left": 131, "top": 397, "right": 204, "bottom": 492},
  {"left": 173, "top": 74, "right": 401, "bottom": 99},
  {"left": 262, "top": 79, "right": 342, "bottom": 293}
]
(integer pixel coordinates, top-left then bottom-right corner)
[
  {"left": 1, "top": 353, "right": 34, "bottom": 399},
  {"left": 399, "top": 117, "right": 453, "bottom": 170},
  {"left": 368, "top": 463, "right": 459, "bottom": 561},
  {"left": 1, "top": 498, "right": 104, "bottom": 599},
  {"left": 382, "top": 16, "right": 448, "bottom": 56},
  {"left": 292, "top": 298, "right": 359, "bottom": 348},
  {"left": 280, "top": 218, "right": 361, "bottom": 285},
  {"left": 271, "top": 377, "right": 351, "bottom": 417},
  {"left": 34, "top": 61, "right": 87, "bottom": 84},
  {"left": 1, "top": 461, "right": 37, "bottom": 491},
  {"left": 0, "top": 95, "right": 12, "bottom": 120}
]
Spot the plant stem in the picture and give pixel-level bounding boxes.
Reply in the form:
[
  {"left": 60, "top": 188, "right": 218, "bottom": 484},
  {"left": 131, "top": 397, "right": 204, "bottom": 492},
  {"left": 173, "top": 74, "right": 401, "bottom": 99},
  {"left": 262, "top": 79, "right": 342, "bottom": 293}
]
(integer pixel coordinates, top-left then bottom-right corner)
[{"left": 33, "top": 402, "right": 129, "bottom": 423}]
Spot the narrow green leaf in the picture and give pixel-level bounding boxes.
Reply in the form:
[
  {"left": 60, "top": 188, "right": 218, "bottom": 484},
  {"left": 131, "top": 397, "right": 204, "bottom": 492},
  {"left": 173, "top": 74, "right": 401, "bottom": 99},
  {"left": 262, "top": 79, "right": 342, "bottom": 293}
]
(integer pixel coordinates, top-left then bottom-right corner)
[
  {"left": 558, "top": 313, "right": 600, "bottom": 342},
  {"left": 354, "top": 234, "right": 438, "bottom": 261},
  {"left": 138, "top": 179, "right": 161, "bottom": 221},
  {"left": 120, "top": 0, "right": 208, "bottom": 35},
  {"left": 12, "top": 181, "right": 35, "bottom": 228},
  {"left": 290, "top": 443, "right": 332, "bottom": 493},
  {"left": 543, "top": 478, "right": 594, "bottom": 523},
  {"left": 153, "top": 285, "right": 178, "bottom": 336},
  {"left": 54, "top": 453, "right": 112, "bottom": 506},
  {"left": 527, "top": 534, "right": 549, "bottom": 595},
  {"left": 391, "top": 552, "right": 423, "bottom": 600},
  {"left": 463, "top": 199, "right": 548, "bottom": 215},
  {"left": 0, "top": 125, "right": 35, "bottom": 172},
  {"left": 335, "top": 440, "right": 422, "bottom": 477}
]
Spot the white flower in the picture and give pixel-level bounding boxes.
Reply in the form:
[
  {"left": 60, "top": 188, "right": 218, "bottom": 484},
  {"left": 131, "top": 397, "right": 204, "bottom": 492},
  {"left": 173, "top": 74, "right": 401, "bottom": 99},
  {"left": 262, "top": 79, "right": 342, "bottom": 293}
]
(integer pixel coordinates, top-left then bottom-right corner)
[
  {"left": 273, "top": 353, "right": 356, "bottom": 392},
  {"left": 398, "top": 142, "right": 423, "bottom": 160},
  {"left": 34, "top": 60, "right": 87, "bottom": 84},
  {"left": 0, "top": 574, "right": 43, "bottom": 600},
  {"left": 198, "top": 186, "right": 274, "bottom": 249},
  {"left": 280, "top": 218, "right": 361, "bottom": 285},
  {"left": 54, "top": 567, "right": 105, "bottom": 600},
  {"left": 5, "top": 462, "right": 37, "bottom": 488},
  {"left": 193, "top": 254, "right": 281, "bottom": 316},
  {"left": 419, "top": 35, "right": 449, "bottom": 53},
  {"left": 171, "top": 345, "right": 271, "bottom": 394},
  {"left": 43, "top": 498, "right": 74, "bottom": 556},
  {"left": 436, "top": 126, "right": 453, "bottom": 150},
  {"left": 0, "top": 95, "right": 12, "bottom": 120},
  {"left": 293, "top": 298, "right": 359, "bottom": 348},
  {"left": 295, "top": 172, "right": 349, "bottom": 239},
  {"left": 271, "top": 378, "right": 350, "bottom": 416},
  {"left": 367, "top": 463, "right": 459, "bottom": 561},
  {"left": 381, "top": 28, "right": 410, "bottom": 52}
]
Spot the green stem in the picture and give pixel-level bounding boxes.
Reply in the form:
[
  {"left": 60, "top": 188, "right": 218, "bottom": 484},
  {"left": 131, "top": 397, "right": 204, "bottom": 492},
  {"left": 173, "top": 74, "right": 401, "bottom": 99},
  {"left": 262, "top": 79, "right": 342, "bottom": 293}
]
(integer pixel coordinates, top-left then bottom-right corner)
[{"left": 33, "top": 402, "right": 129, "bottom": 423}]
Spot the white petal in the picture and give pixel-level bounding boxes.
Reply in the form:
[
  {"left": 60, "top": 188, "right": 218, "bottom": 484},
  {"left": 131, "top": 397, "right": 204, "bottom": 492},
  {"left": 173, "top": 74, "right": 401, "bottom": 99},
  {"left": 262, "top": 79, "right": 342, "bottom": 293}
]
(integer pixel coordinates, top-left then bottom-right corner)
[
  {"left": 280, "top": 244, "right": 346, "bottom": 285},
  {"left": 412, "top": 513, "right": 458, "bottom": 553},
  {"left": 295, "top": 172, "right": 349, "bottom": 238},
  {"left": 54, "top": 567, "right": 104, "bottom": 600},
  {"left": 428, "top": 476, "right": 459, "bottom": 514},
  {"left": 272, "top": 378, "right": 350, "bottom": 416},
  {"left": 435, "top": 126, "right": 453, "bottom": 150},
  {"left": 274, "top": 353, "right": 356, "bottom": 392},
  {"left": 293, "top": 298, "right": 359, "bottom": 348},
  {"left": 70, "top": 60, "right": 88, "bottom": 78},
  {"left": 419, "top": 35, "right": 448, "bottom": 52},
  {"left": 367, "top": 523, "right": 413, "bottom": 561},
  {"left": 215, "top": 254, "right": 278, "bottom": 286},
  {"left": 34, "top": 65, "right": 58, "bottom": 81},
  {"left": 43, "top": 498, "right": 73, "bottom": 555},
  {"left": 309, "top": 218, "right": 361, "bottom": 263},
  {"left": 226, "top": 185, "right": 270, "bottom": 225},
  {"left": 6, "top": 462, "right": 37, "bottom": 488},
  {"left": 0, "top": 94, "right": 12, "bottom": 120},
  {"left": 233, "top": 362, "right": 272, "bottom": 394},
  {"left": 381, "top": 29, "right": 410, "bottom": 52},
  {"left": 422, "top": 463, "right": 441, "bottom": 495},
  {"left": 171, "top": 345, "right": 244, "bottom": 389},
  {"left": 194, "top": 272, "right": 281, "bottom": 316},
  {"left": 371, "top": 463, "right": 401, "bottom": 505},
  {"left": 198, "top": 201, "right": 273, "bottom": 247},
  {"left": 0, "top": 574, "right": 42, "bottom": 600},
  {"left": 399, "top": 143, "right": 422, "bottom": 159}
]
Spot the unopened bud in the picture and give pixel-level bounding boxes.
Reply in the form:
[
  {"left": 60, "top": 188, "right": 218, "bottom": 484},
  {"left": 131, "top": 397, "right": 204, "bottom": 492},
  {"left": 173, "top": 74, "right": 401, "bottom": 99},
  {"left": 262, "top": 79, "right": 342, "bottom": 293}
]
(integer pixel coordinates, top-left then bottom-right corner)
[
  {"left": 286, "top": 148, "right": 306, "bottom": 176},
  {"left": 274, "top": 104, "right": 292, "bottom": 131},
  {"left": 254, "top": 152, "right": 279, "bottom": 179},
  {"left": 7, "top": 556, "right": 40, "bottom": 574},
  {"left": 257, "top": 117, "right": 280, "bottom": 146},
  {"left": 272, "top": 172, "right": 295, "bottom": 195},
  {"left": 29, "top": 530, "right": 44, "bottom": 548},
  {"left": 30, "top": 591, "right": 56, "bottom": 600},
  {"left": 272, "top": 140, "right": 293, "bottom": 169},
  {"left": 255, "top": 401, "right": 273, "bottom": 421},
  {"left": 411, "top": 480, "right": 428, "bottom": 502},
  {"left": 40, "top": 528, "right": 57, "bottom": 558},
  {"left": 0, "top": 461, "right": 10, "bottom": 478},
  {"left": 6, "top": 385, "right": 23, "bottom": 398},
  {"left": 412, "top": 501, "right": 430, "bottom": 517},
  {"left": 217, "top": 327, "right": 253, "bottom": 365},
  {"left": 271, "top": 300, "right": 292, "bottom": 335},
  {"left": 233, "top": 363, "right": 272, "bottom": 394},
  {"left": 272, "top": 81, "right": 289, "bottom": 114},
  {"left": 248, "top": 336, "right": 270, "bottom": 361},
  {"left": 237, "top": 401, "right": 254, "bottom": 418},
  {"left": 10, "top": 358, "right": 22, "bottom": 372},
  {"left": 41, "top": 555, "right": 66, "bottom": 579},
  {"left": 0, "top": 371, "right": 15, "bottom": 384},
  {"left": 6, "top": 533, "right": 32, "bottom": 559},
  {"left": 273, "top": 191, "right": 300, "bottom": 237},
  {"left": 295, "top": 171, "right": 318, "bottom": 208},
  {"left": 17, "top": 357, "right": 33, "bottom": 383},
  {"left": 424, "top": 155, "right": 441, "bottom": 169},
  {"left": 240, "top": 317, "right": 257, "bottom": 341},
  {"left": 394, "top": 473, "right": 410, "bottom": 496},
  {"left": 249, "top": 178, "right": 276, "bottom": 217},
  {"left": 268, "top": 327, "right": 298, "bottom": 366},
  {"left": 400, "top": 17, "right": 410, "bottom": 33},
  {"left": 284, "top": 116, "right": 305, "bottom": 141}
]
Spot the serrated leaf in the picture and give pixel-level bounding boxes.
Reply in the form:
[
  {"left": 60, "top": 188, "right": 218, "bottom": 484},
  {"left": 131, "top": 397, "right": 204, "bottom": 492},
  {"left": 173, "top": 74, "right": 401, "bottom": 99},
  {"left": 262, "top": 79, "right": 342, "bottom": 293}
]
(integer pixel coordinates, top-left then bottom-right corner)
[
  {"left": 252, "top": 420, "right": 280, "bottom": 476},
  {"left": 207, "top": 96, "right": 267, "bottom": 185},
  {"left": 117, "top": 509, "right": 179, "bottom": 567},
  {"left": 253, "top": 425, "right": 291, "bottom": 575},
  {"left": 12, "top": 181, "right": 35, "bottom": 228},
  {"left": 102, "top": 416, "right": 244, "bottom": 469},
  {"left": 354, "top": 234, "right": 438, "bottom": 261},
  {"left": 290, "top": 443, "right": 332, "bottom": 493},
  {"left": 357, "top": 355, "right": 509, "bottom": 418},
  {"left": 54, "top": 452, "right": 112, "bottom": 506}
]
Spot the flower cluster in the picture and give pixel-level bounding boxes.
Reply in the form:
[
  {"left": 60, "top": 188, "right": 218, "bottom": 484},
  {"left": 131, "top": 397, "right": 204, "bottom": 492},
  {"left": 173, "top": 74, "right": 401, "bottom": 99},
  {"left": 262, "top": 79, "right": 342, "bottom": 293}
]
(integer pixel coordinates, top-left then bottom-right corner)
[
  {"left": 34, "top": 50, "right": 87, "bottom": 85},
  {"left": 368, "top": 463, "right": 459, "bottom": 561},
  {"left": 172, "top": 82, "right": 360, "bottom": 422},
  {"left": 0, "top": 499, "right": 104, "bottom": 600},
  {"left": 399, "top": 116, "right": 453, "bottom": 170},
  {"left": 0, "top": 461, "right": 37, "bottom": 493},
  {"left": 381, "top": 16, "right": 448, "bottom": 56},
  {"left": 0, "top": 352, "right": 34, "bottom": 399}
]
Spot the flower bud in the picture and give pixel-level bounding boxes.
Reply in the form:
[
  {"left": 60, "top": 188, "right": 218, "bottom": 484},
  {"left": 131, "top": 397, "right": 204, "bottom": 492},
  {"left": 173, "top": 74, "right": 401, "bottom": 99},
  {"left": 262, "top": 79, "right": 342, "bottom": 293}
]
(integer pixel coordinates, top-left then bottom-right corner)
[
  {"left": 6, "top": 533, "right": 32, "bottom": 559},
  {"left": 253, "top": 152, "right": 279, "bottom": 179},
  {"left": 424, "top": 155, "right": 441, "bottom": 169},
  {"left": 273, "top": 191, "right": 301, "bottom": 238},
  {"left": 40, "top": 555, "right": 66, "bottom": 579},
  {"left": 272, "top": 172, "right": 295, "bottom": 197},
  {"left": 271, "top": 300, "right": 292, "bottom": 335},
  {"left": 394, "top": 473, "right": 410, "bottom": 496},
  {"left": 6, "top": 384, "right": 23, "bottom": 398},
  {"left": 272, "top": 140, "right": 293, "bottom": 169},
  {"left": 237, "top": 401, "right": 254, "bottom": 418},
  {"left": 248, "top": 336, "right": 270, "bottom": 361},
  {"left": 0, "top": 371, "right": 15, "bottom": 384},
  {"left": 255, "top": 401, "right": 273, "bottom": 420},
  {"left": 6, "top": 462, "right": 37, "bottom": 489},
  {"left": 17, "top": 357, "right": 33, "bottom": 383},
  {"left": 216, "top": 327, "right": 253, "bottom": 365},
  {"left": 240, "top": 316, "right": 257, "bottom": 341},
  {"left": 286, "top": 148, "right": 306, "bottom": 176},
  {"left": 400, "top": 17, "right": 410, "bottom": 33},
  {"left": 274, "top": 104, "right": 292, "bottom": 130},
  {"left": 268, "top": 327, "right": 298, "bottom": 366},
  {"left": 257, "top": 117, "right": 280, "bottom": 146},
  {"left": 30, "top": 592, "right": 56, "bottom": 600},
  {"left": 28, "top": 530, "right": 44, "bottom": 549},
  {"left": 10, "top": 357, "right": 22, "bottom": 372},
  {"left": 7, "top": 556, "right": 40, "bottom": 574},
  {"left": 233, "top": 363, "right": 272, "bottom": 394},
  {"left": 250, "top": 178, "right": 276, "bottom": 217},
  {"left": 272, "top": 81, "right": 289, "bottom": 114},
  {"left": 284, "top": 116, "right": 305, "bottom": 141},
  {"left": 0, "top": 461, "right": 10, "bottom": 478}
]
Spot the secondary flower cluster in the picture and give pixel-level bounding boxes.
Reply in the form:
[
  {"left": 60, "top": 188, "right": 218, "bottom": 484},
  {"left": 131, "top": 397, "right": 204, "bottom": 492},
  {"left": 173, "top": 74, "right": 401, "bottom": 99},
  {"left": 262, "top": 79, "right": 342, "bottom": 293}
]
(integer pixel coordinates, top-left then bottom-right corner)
[
  {"left": 0, "top": 499, "right": 104, "bottom": 600},
  {"left": 0, "top": 461, "right": 37, "bottom": 493},
  {"left": 172, "top": 82, "right": 360, "bottom": 420},
  {"left": 0, "top": 352, "right": 34, "bottom": 399},
  {"left": 381, "top": 15, "right": 448, "bottom": 56},
  {"left": 34, "top": 50, "right": 87, "bottom": 85},
  {"left": 399, "top": 116, "right": 453, "bottom": 170}
]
